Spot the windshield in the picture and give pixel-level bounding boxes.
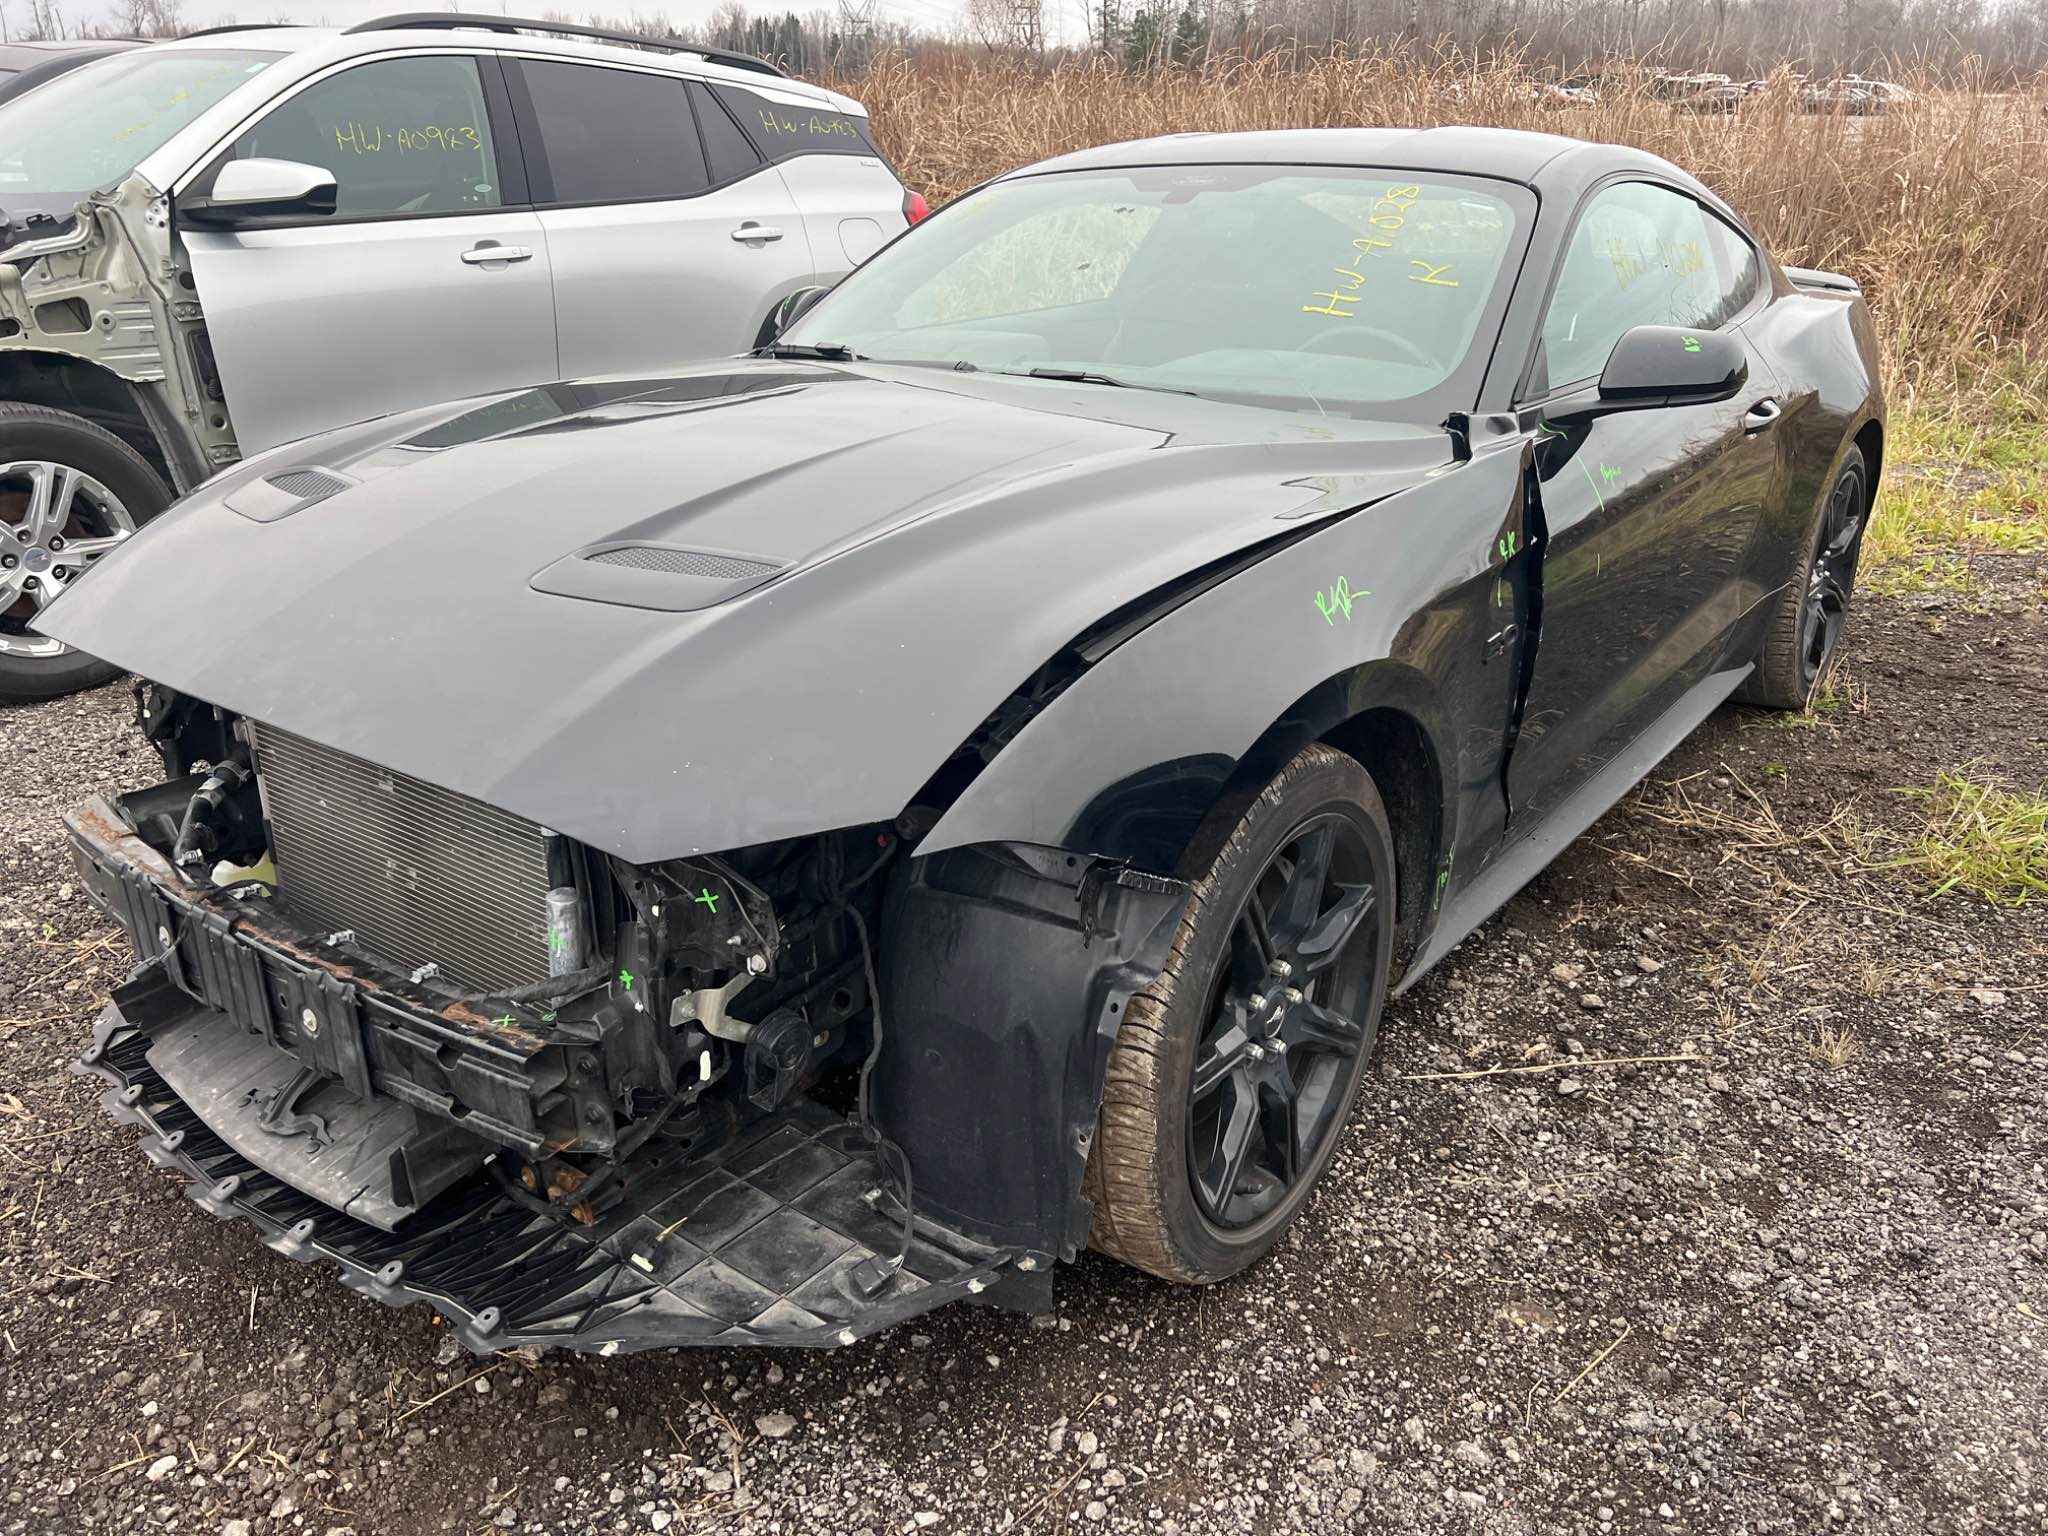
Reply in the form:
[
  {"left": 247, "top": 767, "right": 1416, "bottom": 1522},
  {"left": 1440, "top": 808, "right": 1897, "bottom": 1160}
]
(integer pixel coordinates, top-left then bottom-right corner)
[
  {"left": 785, "top": 164, "right": 1531, "bottom": 420},
  {"left": 0, "top": 49, "right": 278, "bottom": 227}
]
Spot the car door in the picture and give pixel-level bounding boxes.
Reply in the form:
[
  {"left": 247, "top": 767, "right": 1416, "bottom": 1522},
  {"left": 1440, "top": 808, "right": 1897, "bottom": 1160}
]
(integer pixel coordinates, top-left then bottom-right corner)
[
  {"left": 1505, "top": 180, "right": 1784, "bottom": 823},
  {"left": 505, "top": 58, "right": 818, "bottom": 378},
  {"left": 178, "top": 52, "right": 558, "bottom": 457}
]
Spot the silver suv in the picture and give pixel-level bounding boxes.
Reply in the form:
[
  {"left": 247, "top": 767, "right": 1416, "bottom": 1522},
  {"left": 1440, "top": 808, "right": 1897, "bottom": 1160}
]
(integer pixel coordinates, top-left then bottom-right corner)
[{"left": 0, "top": 15, "right": 916, "bottom": 701}]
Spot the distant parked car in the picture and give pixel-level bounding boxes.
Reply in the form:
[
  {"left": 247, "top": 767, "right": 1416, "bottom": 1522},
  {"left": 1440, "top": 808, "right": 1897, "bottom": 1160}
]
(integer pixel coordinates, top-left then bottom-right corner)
[
  {"left": 1802, "top": 80, "right": 1884, "bottom": 114},
  {"left": 1652, "top": 70, "right": 1732, "bottom": 100},
  {"left": 1530, "top": 80, "right": 1598, "bottom": 108},
  {"left": 0, "top": 13, "right": 916, "bottom": 703},
  {"left": 1674, "top": 81, "right": 1751, "bottom": 114},
  {"left": 0, "top": 38, "right": 140, "bottom": 106}
]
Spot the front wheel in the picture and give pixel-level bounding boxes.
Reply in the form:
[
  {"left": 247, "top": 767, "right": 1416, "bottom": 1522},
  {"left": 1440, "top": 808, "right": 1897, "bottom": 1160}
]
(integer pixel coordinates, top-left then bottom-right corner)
[
  {"left": 1085, "top": 742, "right": 1395, "bottom": 1283},
  {"left": 0, "top": 403, "right": 170, "bottom": 705},
  {"left": 1740, "top": 444, "right": 1869, "bottom": 710}
]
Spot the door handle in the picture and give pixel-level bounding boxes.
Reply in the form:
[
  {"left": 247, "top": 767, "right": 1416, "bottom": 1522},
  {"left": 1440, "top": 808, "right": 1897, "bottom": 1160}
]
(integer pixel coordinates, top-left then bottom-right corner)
[
  {"left": 461, "top": 243, "right": 533, "bottom": 265},
  {"left": 1743, "top": 397, "right": 1783, "bottom": 433},
  {"left": 731, "top": 223, "right": 784, "bottom": 244}
]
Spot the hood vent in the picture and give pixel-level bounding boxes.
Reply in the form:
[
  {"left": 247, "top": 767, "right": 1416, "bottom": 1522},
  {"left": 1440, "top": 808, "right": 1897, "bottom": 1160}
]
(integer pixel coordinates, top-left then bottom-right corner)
[
  {"left": 530, "top": 543, "right": 786, "bottom": 613},
  {"left": 583, "top": 546, "right": 778, "bottom": 580},
  {"left": 222, "top": 466, "right": 357, "bottom": 522}
]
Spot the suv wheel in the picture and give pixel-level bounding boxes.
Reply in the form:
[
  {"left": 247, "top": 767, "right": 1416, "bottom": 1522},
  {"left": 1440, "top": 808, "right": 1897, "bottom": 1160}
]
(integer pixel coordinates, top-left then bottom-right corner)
[{"left": 0, "top": 404, "right": 170, "bottom": 705}]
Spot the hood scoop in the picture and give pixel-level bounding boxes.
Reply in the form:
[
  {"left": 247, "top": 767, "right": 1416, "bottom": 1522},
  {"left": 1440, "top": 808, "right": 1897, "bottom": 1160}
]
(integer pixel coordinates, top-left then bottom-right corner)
[{"left": 530, "top": 541, "right": 787, "bottom": 612}]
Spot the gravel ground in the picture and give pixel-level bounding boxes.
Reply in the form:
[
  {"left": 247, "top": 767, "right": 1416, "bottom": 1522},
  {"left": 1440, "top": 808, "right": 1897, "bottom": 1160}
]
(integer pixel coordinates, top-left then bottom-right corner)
[{"left": 2, "top": 560, "right": 2045, "bottom": 1536}]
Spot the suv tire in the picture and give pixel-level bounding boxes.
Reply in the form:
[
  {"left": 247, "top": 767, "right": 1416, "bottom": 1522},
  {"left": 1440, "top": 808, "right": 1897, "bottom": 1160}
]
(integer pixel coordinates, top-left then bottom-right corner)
[{"left": 0, "top": 403, "right": 171, "bottom": 705}]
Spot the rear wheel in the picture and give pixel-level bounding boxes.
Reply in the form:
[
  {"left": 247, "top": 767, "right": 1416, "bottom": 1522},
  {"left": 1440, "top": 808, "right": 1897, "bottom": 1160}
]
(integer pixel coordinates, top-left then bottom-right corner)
[
  {"left": 0, "top": 403, "right": 170, "bottom": 705},
  {"left": 1741, "top": 445, "right": 1869, "bottom": 710},
  {"left": 1086, "top": 743, "right": 1395, "bottom": 1283}
]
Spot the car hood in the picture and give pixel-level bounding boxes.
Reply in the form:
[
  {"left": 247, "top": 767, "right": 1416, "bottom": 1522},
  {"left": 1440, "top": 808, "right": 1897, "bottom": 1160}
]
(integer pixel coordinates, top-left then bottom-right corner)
[{"left": 39, "top": 359, "right": 1454, "bottom": 862}]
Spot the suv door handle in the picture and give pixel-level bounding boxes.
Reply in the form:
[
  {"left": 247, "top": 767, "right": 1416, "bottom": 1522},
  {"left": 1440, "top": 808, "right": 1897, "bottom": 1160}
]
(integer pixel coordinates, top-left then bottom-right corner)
[
  {"left": 731, "top": 223, "right": 784, "bottom": 244},
  {"left": 461, "top": 243, "right": 533, "bottom": 265},
  {"left": 1743, "top": 397, "right": 1783, "bottom": 433}
]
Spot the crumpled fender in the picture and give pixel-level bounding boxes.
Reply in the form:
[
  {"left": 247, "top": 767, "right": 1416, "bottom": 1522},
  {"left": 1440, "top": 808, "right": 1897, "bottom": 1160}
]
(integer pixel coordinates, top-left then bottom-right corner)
[{"left": 919, "top": 440, "right": 1534, "bottom": 879}]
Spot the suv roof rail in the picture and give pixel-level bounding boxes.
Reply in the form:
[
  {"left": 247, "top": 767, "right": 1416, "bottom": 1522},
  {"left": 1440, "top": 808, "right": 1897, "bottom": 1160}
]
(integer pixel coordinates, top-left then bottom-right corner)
[
  {"left": 340, "top": 13, "right": 789, "bottom": 78},
  {"left": 180, "top": 22, "right": 309, "bottom": 37}
]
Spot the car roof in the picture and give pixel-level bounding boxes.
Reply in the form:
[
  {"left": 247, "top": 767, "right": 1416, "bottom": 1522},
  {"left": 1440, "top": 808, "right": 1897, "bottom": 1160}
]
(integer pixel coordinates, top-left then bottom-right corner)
[{"left": 1005, "top": 126, "right": 1707, "bottom": 203}]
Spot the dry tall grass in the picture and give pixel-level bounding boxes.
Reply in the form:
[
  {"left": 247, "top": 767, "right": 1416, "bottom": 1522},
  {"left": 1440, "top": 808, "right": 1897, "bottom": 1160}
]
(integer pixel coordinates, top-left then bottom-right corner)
[{"left": 821, "top": 50, "right": 2048, "bottom": 416}]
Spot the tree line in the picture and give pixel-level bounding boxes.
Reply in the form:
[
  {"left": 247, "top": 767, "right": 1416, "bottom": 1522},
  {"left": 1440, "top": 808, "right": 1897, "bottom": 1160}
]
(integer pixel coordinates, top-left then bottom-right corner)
[{"left": 5, "top": 0, "right": 2045, "bottom": 80}]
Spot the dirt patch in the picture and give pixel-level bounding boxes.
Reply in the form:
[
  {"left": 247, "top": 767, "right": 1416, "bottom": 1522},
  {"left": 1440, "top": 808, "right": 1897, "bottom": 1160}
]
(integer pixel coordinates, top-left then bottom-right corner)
[{"left": 2, "top": 558, "right": 2044, "bottom": 1536}]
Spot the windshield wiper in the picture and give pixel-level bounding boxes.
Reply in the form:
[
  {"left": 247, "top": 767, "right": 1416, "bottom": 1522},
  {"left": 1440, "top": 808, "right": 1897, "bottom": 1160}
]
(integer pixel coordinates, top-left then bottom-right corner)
[
  {"left": 757, "top": 341, "right": 864, "bottom": 361},
  {"left": 1008, "top": 367, "right": 1197, "bottom": 396}
]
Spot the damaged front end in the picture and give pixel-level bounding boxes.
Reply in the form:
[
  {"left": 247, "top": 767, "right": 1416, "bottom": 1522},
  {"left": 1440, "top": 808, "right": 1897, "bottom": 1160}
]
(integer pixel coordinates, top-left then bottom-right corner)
[{"left": 72, "top": 685, "right": 1187, "bottom": 1352}]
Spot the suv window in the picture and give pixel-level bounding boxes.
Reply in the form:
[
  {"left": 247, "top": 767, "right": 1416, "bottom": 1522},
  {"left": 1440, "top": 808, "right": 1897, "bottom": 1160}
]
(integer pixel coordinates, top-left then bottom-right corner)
[
  {"left": 1538, "top": 181, "right": 1752, "bottom": 391},
  {"left": 688, "top": 80, "right": 765, "bottom": 184},
  {"left": 226, "top": 55, "right": 502, "bottom": 218},
  {"left": 709, "top": 83, "right": 878, "bottom": 161},
  {"left": 519, "top": 60, "right": 708, "bottom": 204}
]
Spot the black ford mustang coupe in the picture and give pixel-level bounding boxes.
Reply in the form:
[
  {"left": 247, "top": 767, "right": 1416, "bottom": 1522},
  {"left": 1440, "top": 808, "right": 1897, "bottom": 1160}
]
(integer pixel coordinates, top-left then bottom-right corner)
[{"left": 38, "top": 127, "right": 1881, "bottom": 1353}]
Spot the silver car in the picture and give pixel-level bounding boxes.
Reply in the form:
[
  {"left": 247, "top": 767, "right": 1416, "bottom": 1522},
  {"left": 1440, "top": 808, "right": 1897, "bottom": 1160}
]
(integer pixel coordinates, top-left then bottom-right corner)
[{"left": 0, "top": 15, "right": 916, "bottom": 702}]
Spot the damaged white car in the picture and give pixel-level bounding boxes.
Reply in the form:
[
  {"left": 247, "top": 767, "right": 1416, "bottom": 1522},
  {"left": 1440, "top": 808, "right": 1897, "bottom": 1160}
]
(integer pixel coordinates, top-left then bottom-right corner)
[{"left": 0, "top": 15, "right": 916, "bottom": 702}]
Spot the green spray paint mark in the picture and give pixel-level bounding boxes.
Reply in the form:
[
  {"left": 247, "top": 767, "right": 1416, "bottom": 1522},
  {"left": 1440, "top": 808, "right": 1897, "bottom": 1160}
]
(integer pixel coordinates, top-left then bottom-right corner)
[
  {"left": 1314, "top": 575, "right": 1368, "bottom": 624},
  {"left": 618, "top": 969, "right": 635, "bottom": 992},
  {"left": 1600, "top": 463, "right": 1620, "bottom": 485},
  {"left": 694, "top": 888, "right": 720, "bottom": 914},
  {"left": 1497, "top": 530, "right": 1519, "bottom": 561},
  {"left": 489, "top": 1013, "right": 514, "bottom": 1028},
  {"left": 1432, "top": 849, "right": 1456, "bottom": 912},
  {"left": 1682, "top": 334, "right": 1702, "bottom": 352}
]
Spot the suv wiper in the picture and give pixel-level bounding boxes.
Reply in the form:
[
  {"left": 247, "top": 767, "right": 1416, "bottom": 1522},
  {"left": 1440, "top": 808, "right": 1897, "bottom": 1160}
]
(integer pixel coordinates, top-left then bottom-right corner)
[
  {"left": 1008, "top": 367, "right": 1197, "bottom": 397},
  {"left": 757, "top": 341, "right": 864, "bottom": 361}
]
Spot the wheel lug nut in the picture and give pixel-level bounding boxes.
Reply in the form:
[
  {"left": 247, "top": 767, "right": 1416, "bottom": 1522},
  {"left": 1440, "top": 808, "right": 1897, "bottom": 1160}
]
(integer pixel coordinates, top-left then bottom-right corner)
[
  {"left": 1273, "top": 960, "right": 1293, "bottom": 979},
  {"left": 1283, "top": 987, "right": 1303, "bottom": 1004},
  {"left": 46, "top": 535, "right": 63, "bottom": 551}
]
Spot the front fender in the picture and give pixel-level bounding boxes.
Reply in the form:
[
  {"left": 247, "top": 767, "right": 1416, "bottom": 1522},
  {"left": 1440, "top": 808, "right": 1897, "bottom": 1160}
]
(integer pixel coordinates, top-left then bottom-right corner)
[{"left": 918, "top": 442, "right": 1532, "bottom": 880}]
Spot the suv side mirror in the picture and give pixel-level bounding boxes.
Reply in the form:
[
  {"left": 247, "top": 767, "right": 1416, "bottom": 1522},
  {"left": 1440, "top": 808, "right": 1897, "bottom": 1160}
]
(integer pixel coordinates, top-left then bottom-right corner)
[
  {"left": 182, "top": 158, "right": 339, "bottom": 227},
  {"left": 757, "top": 284, "right": 834, "bottom": 348},
  {"left": 1595, "top": 324, "right": 1748, "bottom": 408}
]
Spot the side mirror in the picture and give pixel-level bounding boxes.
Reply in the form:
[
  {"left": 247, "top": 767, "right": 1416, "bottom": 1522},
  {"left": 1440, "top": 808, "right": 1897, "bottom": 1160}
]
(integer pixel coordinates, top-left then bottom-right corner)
[
  {"left": 182, "top": 157, "right": 338, "bottom": 227},
  {"left": 757, "top": 284, "right": 834, "bottom": 348},
  {"left": 1594, "top": 324, "right": 1748, "bottom": 408}
]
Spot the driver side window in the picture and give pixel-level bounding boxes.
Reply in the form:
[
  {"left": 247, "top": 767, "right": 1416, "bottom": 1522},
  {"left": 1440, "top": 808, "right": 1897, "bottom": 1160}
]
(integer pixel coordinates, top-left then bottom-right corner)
[
  {"left": 1538, "top": 181, "right": 1743, "bottom": 392},
  {"left": 224, "top": 56, "right": 504, "bottom": 219}
]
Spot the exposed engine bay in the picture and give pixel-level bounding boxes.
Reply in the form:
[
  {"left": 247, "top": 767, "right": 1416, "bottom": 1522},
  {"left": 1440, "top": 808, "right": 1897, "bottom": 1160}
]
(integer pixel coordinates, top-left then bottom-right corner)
[{"left": 71, "top": 682, "right": 1188, "bottom": 1352}]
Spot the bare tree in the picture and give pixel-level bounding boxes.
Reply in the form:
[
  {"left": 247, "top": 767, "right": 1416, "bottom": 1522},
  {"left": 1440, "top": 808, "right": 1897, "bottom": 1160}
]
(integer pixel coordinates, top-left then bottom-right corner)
[{"left": 964, "top": 0, "right": 1044, "bottom": 52}]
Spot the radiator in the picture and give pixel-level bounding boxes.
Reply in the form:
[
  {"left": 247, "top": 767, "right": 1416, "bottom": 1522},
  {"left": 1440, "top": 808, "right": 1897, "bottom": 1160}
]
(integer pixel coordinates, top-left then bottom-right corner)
[{"left": 249, "top": 723, "right": 553, "bottom": 994}]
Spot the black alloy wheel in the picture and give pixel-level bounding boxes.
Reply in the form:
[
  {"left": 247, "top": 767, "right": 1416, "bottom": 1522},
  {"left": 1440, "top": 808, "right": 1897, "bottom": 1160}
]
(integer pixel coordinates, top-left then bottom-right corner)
[
  {"left": 1741, "top": 443, "right": 1870, "bottom": 711},
  {"left": 1796, "top": 456, "right": 1869, "bottom": 699},
  {"left": 1186, "top": 813, "right": 1381, "bottom": 1231},
  {"left": 1086, "top": 743, "right": 1396, "bottom": 1284}
]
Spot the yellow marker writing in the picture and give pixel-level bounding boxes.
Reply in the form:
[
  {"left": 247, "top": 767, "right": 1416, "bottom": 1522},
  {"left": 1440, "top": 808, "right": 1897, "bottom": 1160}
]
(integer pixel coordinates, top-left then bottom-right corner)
[{"left": 1409, "top": 260, "right": 1459, "bottom": 287}]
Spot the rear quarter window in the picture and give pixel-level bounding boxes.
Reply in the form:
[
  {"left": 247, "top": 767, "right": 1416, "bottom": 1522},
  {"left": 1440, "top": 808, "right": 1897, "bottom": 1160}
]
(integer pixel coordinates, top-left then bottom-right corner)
[{"left": 708, "top": 83, "right": 878, "bottom": 161}]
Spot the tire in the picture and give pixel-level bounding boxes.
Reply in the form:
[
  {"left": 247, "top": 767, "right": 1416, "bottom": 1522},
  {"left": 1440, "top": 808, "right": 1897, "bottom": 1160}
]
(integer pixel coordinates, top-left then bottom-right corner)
[
  {"left": 0, "top": 403, "right": 171, "bottom": 705},
  {"left": 1085, "top": 742, "right": 1396, "bottom": 1284},
  {"left": 1739, "top": 444, "right": 1870, "bottom": 711}
]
